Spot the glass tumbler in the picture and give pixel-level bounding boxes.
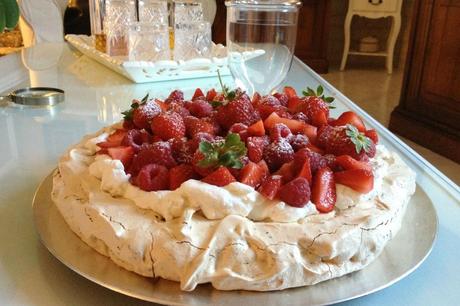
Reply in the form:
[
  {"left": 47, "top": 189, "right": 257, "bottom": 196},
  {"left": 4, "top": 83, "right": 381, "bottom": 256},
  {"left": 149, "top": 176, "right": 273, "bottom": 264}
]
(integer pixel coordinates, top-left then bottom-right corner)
[
  {"left": 173, "top": 0, "right": 204, "bottom": 25},
  {"left": 138, "top": 0, "right": 169, "bottom": 25},
  {"left": 128, "top": 23, "right": 171, "bottom": 61},
  {"left": 173, "top": 21, "right": 212, "bottom": 60},
  {"left": 225, "top": 0, "right": 302, "bottom": 95},
  {"left": 104, "top": 0, "right": 136, "bottom": 57}
]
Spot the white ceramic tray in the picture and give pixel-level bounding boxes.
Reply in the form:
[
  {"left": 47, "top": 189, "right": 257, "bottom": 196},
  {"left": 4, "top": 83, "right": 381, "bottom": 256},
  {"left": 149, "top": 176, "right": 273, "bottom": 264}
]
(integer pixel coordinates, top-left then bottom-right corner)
[{"left": 65, "top": 34, "right": 241, "bottom": 83}]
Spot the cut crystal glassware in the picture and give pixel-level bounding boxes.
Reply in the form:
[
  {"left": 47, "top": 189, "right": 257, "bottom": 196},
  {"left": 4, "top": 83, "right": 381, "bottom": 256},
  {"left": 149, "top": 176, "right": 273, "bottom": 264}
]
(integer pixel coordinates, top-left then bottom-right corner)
[{"left": 128, "top": 22, "right": 171, "bottom": 61}]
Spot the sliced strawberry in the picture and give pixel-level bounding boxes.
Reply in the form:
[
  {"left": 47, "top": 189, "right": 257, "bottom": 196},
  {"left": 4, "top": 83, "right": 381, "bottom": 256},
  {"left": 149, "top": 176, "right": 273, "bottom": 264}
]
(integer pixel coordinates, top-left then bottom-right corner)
[
  {"left": 334, "top": 169, "right": 374, "bottom": 193},
  {"left": 330, "top": 111, "right": 366, "bottom": 132},
  {"left": 278, "top": 177, "right": 311, "bottom": 208},
  {"left": 97, "top": 129, "right": 128, "bottom": 148},
  {"left": 238, "top": 161, "right": 267, "bottom": 188},
  {"left": 155, "top": 99, "right": 168, "bottom": 112},
  {"left": 257, "top": 175, "right": 282, "bottom": 200},
  {"left": 135, "top": 164, "right": 169, "bottom": 191},
  {"left": 294, "top": 148, "right": 328, "bottom": 174},
  {"left": 201, "top": 167, "right": 236, "bottom": 187},
  {"left": 311, "top": 111, "right": 328, "bottom": 127},
  {"left": 335, "top": 155, "right": 372, "bottom": 171},
  {"left": 107, "top": 146, "right": 134, "bottom": 168},
  {"left": 297, "top": 158, "right": 312, "bottom": 183},
  {"left": 247, "top": 120, "right": 265, "bottom": 136},
  {"left": 302, "top": 123, "right": 317, "bottom": 143},
  {"left": 192, "top": 88, "right": 205, "bottom": 100},
  {"left": 246, "top": 136, "right": 268, "bottom": 163},
  {"left": 311, "top": 167, "right": 336, "bottom": 213},
  {"left": 296, "top": 96, "right": 329, "bottom": 126},
  {"left": 251, "top": 92, "right": 262, "bottom": 108},
  {"left": 365, "top": 129, "right": 379, "bottom": 144},
  {"left": 283, "top": 86, "right": 297, "bottom": 98},
  {"left": 264, "top": 112, "right": 305, "bottom": 134},
  {"left": 169, "top": 164, "right": 197, "bottom": 190},
  {"left": 257, "top": 104, "right": 285, "bottom": 120},
  {"left": 273, "top": 92, "right": 288, "bottom": 107},
  {"left": 274, "top": 161, "right": 296, "bottom": 183},
  {"left": 287, "top": 96, "right": 303, "bottom": 112},
  {"left": 306, "top": 143, "right": 324, "bottom": 154}
]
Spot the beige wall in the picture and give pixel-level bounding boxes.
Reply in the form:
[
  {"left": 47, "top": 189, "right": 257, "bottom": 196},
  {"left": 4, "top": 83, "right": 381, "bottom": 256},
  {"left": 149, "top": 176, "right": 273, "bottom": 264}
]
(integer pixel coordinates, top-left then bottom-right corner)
[{"left": 327, "top": 0, "right": 415, "bottom": 70}]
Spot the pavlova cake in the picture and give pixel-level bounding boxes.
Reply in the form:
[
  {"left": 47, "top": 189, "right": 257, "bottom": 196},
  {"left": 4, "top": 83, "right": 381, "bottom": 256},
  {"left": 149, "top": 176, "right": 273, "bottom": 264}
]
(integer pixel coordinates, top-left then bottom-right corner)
[{"left": 51, "top": 83, "right": 416, "bottom": 291}]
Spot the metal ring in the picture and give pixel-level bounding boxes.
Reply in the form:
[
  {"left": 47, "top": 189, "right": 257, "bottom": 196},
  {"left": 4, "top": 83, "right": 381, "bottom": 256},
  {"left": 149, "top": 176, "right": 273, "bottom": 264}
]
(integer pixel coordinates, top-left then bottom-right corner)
[{"left": 9, "top": 87, "right": 64, "bottom": 106}]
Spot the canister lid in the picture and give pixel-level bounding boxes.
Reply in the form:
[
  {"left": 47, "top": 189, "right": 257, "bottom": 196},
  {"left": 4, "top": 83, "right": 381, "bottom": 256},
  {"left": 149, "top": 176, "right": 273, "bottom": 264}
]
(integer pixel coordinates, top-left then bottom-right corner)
[{"left": 8, "top": 87, "right": 64, "bottom": 106}]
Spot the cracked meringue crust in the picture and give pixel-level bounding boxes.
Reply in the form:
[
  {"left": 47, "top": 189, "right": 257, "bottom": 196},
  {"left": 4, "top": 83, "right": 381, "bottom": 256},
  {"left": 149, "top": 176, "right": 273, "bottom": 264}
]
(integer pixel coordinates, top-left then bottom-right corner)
[{"left": 51, "top": 124, "right": 416, "bottom": 291}]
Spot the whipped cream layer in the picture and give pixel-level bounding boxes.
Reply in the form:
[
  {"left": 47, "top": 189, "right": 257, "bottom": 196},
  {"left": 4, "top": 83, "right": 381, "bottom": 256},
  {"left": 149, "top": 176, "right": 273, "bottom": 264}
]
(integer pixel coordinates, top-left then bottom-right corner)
[{"left": 52, "top": 124, "right": 416, "bottom": 291}]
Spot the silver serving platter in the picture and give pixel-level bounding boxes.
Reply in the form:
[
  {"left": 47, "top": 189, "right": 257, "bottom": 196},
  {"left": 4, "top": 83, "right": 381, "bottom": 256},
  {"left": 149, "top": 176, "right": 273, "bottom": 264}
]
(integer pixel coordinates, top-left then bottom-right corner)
[{"left": 33, "top": 172, "right": 438, "bottom": 306}]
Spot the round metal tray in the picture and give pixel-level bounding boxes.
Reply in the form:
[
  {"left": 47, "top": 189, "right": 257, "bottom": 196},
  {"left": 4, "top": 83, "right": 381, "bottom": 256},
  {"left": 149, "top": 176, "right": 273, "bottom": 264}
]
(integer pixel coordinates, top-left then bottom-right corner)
[{"left": 32, "top": 172, "right": 438, "bottom": 306}]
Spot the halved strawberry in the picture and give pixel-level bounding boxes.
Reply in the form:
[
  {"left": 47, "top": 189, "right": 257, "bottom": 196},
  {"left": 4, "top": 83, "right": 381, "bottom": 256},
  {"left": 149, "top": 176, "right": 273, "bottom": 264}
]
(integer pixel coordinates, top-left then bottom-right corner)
[
  {"left": 206, "top": 88, "right": 217, "bottom": 101},
  {"left": 297, "top": 157, "right": 312, "bottom": 183},
  {"left": 365, "top": 129, "right": 379, "bottom": 144},
  {"left": 201, "top": 167, "right": 236, "bottom": 187},
  {"left": 287, "top": 96, "right": 303, "bottom": 112},
  {"left": 247, "top": 120, "right": 265, "bottom": 136},
  {"left": 302, "top": 123, "right": 317, "bottom": 143},
  {"left": 264, "top": 112, "right": 305, "bottom": 134},
  {"left": 251, "top": 92, "right": 262, "bottom": 108},
  {"left": 311, "top": 111, "right": 328, "bottom": 127},
  {"left": 257, "top": 175, "right": 282, "bottom": 200},
  {"left": 335, "top": 155, "right": 372, "bottom": 171},
  {"left": 107, "top": 146, "right": 134, "bottom": 168},
  {"left": 274, "top": 161, "right": 296, "bottom": 183},
  {"left": 238, "top": 161, "right": 268, "bottom": 188},
  {"left": 278, "top": 177, "right": 311, "bottom": 208},
  {"left": 334, "top": 169, "right": 374, "bottom": 193},
  {"left": 283, "top": 86, "right": 297, "bottom": 98},
  {"left": 330, "top": 111, "right": 366, "bottom": 132},
  {"left": 169, "top": 164, "right": 197, "bottom": 190},
  {"left": 192, "top": 88, "right": 205, "bottom": 100},
  {"left": 306, "top": 143, "right": 324, "bottom": 154},
  {"left": 97, "top": 129, "right": 128, "bottom": 148},
  {"left": 311, "top": 167, "right": 336, "bottom": 213}
]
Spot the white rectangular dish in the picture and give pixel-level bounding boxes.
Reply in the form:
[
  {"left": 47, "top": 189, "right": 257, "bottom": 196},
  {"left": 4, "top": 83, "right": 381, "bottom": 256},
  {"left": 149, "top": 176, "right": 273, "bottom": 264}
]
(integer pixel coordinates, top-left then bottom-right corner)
[{"left": 65, "top": 34, "right": 232, "bottom": 83}]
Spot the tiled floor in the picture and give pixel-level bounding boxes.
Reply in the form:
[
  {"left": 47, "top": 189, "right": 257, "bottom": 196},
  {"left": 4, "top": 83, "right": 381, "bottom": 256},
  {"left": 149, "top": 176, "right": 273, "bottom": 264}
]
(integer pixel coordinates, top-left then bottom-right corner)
[{"left": 321, "top": 68, "right": 460, "bottom": 187}]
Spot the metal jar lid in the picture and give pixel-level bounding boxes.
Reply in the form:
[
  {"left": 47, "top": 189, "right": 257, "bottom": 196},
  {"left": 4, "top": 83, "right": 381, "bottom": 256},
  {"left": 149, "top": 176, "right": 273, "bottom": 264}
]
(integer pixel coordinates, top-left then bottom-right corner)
[{"left": 6, "top": 87, "right": 64, "bottom": 106}]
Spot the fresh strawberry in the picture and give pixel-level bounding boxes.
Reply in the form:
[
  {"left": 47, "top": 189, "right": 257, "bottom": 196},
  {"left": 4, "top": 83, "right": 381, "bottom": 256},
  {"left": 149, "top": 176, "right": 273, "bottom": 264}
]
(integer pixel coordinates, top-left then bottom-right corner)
[
  {"left": 192, "top": 88, "right": 205, "bottom": 100},
  {"left": 273, "top": 92, "right": 288, "bottom": 107},
  {"left": 121, "top": 129, "right": 151, "bottom": 152},
  {"left": 215, "top": 95, "right": 258, "bottom": 129},
  {"left": 306, "top": 143, "right": 324, "bottom": 154},
  {"left": 229, "top": 123, "right": 249, "bottom": 142},
  {"left": 311, "top": 167, "right": 336, "bottom": 213},
  {"left": 107, "top": 146, "right": 134, "bottom": 168},
  {"left": 247, "top": 120, "right": 265, "bottom": 136},
  {"left": 187, "top": 98, "right": 213, "bottom": 118},
  {"left": 188, "top": 132, "right": 215, "bottom": 151},
  {"left": 296, "top": 96, "right": 329, "bottom": 127},
  {"left": 302, "top": 123, "right": 317, "bottom": 142},
  {"left": 132, "top": 101, "right": 162, "bottom": 130},
  {"left": 365, "top": 129, "right": 379, "bottom": 144},
  {"left": 201, "top": 167, "right": 236, "bottom": 186},
  {"left": 206, "top": 88, "right": 217, "bottom": 101},
  {"left": 269, "top": 123, "right": 292, "bottom": 142},
  {"left": 155, "top": 99, "right": 168, "bottom": 112},
  {"left": 257, "top": 175, "right": 282, "bottom": 200},
  {"left": 238, "top": 161, "right": 268, "bottom": 188},
  {"left": 294, "top": 148, "right": 328, "bottom": 174},
  {"left": 184, "top": 116, "right": 215, "bottom": 138},
  {"left": 263, "top": 139, "right": 295, "bottom": 171},
  {"left": 246, "top": 136, "right": 268, "bottom": 163},
  {"left": 251, "top": 92, "right": 262, "bottom": 108},
  {"left": 260, "top": 95, "right": 281, "bottom": 108},
  {"left": 264, "top": 112, "right": 305, "bottom": 134},
  {"left": 283, "top": 86, "right": 297, "bottom": 98},
  {"left": 317, "top": 125, "right": 376, "bottom": 160},
  {"left": 334, "top": 169, "right": 374, "bottom": 193},
  {"left": 292, "top": 111, "right": 309, "bottom": 123},
  {"left": 130, "top": 142, "right": 177, "bottom": 175},
  {"left": 192, "top": 151, "right": 215, "bottom": 177},
  {"left": 287, "top": 96, "right": 303, "bottom": 112},
  {"left": 169, "top": 164, "right": 197, "bottom": 190},
  {"left": 165, "top": 90, "right": 184, "bottom": 103},
  {"left": 257, "top": 104, "right": 286, "bottom": 120},
  {"left": 278, "top": 177, "right": 311, "bottom": 207},
  {"left": 297, "top": 157, "right": 312, "bottom": 183},
  {"left": 135, "top": 164, "right": 169, "bottom": 191},
  {"left": 290, "top": 134, "right": 309, "bottom": 151},
  {"left": 97, "top": 129, "right": 128, "bottom": 148},
  {"left": 151, "top": 112, "right": 186, "bottom": 141},
  {"left": 335, "top": 155, "right": 372, "bottom": 171},
  {"left": 330, "top": 111, "right": 366, "bottom": 132},
  {"left": 274, "top": 161, "right": 296, "bottom": 183}
]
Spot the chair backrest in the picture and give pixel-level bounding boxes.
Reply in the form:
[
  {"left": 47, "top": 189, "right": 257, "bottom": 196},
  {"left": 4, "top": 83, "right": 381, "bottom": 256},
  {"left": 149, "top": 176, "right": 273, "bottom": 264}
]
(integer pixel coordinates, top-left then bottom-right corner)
[{"left": 18, "top": 0, "right": 67, "bottom": 47}]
